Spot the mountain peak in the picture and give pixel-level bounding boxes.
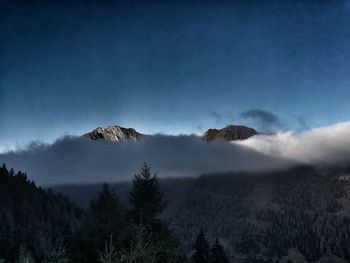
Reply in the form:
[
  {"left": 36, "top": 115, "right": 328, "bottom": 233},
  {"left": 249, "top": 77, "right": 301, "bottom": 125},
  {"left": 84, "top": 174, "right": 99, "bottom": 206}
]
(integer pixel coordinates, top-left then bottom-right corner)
[
  {"left": 84, "top": 124, "right": 257, "bottom": 142},
  {"left": 203, "top": 124, "right": 258, "bottom": 142},
  {"left": 83, "top": 125, "right": 144, "bottom": 141}
]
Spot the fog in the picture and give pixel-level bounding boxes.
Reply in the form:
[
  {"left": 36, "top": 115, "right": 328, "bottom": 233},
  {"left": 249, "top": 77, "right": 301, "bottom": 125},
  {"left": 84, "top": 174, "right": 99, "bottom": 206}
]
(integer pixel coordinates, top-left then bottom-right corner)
[
  {"left": 2, "top": 121, "right": 350, "bottom": 186},
  {"left": 0, "top": 135, "right": 292, "bottom": 185},
  {"left": 236, "top": 121, "right": 350, "bottom": 166}
]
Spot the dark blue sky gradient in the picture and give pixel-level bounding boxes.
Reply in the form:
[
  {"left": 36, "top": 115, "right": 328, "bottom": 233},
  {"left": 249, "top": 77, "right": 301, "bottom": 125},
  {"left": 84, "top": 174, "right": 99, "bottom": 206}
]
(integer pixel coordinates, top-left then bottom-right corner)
[{"left": 1, "top": 0, "right": 350, "bottom": 151}]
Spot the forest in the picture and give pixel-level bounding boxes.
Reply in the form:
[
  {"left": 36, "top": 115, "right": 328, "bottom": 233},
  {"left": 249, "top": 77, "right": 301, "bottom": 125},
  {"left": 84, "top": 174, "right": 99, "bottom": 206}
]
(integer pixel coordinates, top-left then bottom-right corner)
[
  {"left": 54, "top": 166, "right": 350, "bottom": 263},
  {"left": 2, "top": 164, "right": 350, "bottom": 262},
  {"left": 0, "top": 163, "right": 228, "bottom": 263}
]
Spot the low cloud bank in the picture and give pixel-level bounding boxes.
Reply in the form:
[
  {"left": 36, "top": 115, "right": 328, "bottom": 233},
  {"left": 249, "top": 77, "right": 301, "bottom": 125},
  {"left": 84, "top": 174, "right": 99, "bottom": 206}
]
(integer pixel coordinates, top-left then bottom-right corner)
[
  {"left": 236, "top": 121, "right": 350, "bottom": 166},
  {"left": 0, "top": 135, "right": 291, "bottom": 185},
  {"left": 2, "top": 121, "right": 350, "bottom": 185}
]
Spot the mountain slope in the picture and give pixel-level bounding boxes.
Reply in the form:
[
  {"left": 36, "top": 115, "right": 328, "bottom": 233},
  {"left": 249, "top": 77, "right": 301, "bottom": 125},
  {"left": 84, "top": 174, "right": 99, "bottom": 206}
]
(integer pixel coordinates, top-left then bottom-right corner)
[
  {"left": 0, "top": 165, "right": 81, "bottom": 262},
  {"left": 83, "top": 124, "right": 258, "bottom": 142},
  {"left": 83, "top": 125, "right": 144, "bottom": 141},
  {"left": 53, "top": 166, "right": 350, "bottom": 263},
  {"left": 203, "top": 125, "right": 258, "bottom": 141}
]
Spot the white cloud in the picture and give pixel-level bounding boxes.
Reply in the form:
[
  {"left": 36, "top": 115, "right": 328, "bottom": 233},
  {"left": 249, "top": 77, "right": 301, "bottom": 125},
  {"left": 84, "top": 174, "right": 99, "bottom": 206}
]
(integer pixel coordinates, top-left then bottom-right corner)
[
  {"left": 2, "top": 121, "right": 350, "bottom": 186},
  {"left": 0, "top": 135, "right": 289, "bottom": 185},
  {"left": 235, "top": 121, "right": 350, "bottom": 165}
]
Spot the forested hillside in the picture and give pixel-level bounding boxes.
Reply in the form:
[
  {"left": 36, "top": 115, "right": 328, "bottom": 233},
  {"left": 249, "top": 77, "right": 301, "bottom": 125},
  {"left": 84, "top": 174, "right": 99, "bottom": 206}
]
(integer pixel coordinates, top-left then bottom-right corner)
[
  {"left": 3, "top": 162, "right": 350, "bottom": 262},
  {"left": 0, "top": 164, "right": 81, "bottom": 262},
  {"left": 1, "top": 164, "right": 227, "bottom": 263},
  {"left": 173, "top": 167, "right": 350, "bottom": 262},
  {"left": 54, "top": 166, "right": 350, "bottom": 263}
]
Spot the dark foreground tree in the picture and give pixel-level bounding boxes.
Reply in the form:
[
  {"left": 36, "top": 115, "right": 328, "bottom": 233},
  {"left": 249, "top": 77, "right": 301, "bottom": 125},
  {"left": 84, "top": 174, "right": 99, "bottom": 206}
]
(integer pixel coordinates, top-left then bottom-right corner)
[
  {"left": 18, "top": 245, "right": 35, "bottom": 263},
  {"left": 89, "top": 184, "right": 125, "bottom": 240},
  {"left": 72, "top": 184, "right": 125, "bottom": 263},
  {"left": 129, "top": 163, "right": 166, "bottom": 228},
  {"left": 211, "top": 238, "right": 229, "bottom": 263},
  {"left": 97, "top": 235, "right": 119, "bottom": 263},
  {"left": 46, "top": 240, "right": 69, "bottom": 263},
  {"left": 129, "top": 164, "right": 182, "bottom": 263},
  {"left": 191, "top": 229, "right": 211, "bottom": 263}
]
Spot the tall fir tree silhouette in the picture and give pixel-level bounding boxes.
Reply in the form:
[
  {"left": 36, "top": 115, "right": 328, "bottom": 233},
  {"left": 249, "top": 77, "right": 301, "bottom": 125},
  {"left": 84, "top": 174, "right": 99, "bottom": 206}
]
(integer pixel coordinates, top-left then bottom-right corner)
[
  {"left": 129, "top": 164, "right": 182, "bottom": 263},
  {"left": 73, "top": 184, "right": 124, "bottom": 263},
  {"left": 191, "top": 229, "right": 211, "bottom": 263},
  {"left": 129, "top": 163, "right": 166, "bottom": 228},
  {"left": 210, "top": 238, "right": 229, "bottom": 263}
]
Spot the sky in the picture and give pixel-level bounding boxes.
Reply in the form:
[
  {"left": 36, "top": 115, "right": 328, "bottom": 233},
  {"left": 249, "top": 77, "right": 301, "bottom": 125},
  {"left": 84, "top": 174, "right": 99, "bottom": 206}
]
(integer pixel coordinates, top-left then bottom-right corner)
[{"left": 1, "top": 0, "right": 350, "bottom": 152}]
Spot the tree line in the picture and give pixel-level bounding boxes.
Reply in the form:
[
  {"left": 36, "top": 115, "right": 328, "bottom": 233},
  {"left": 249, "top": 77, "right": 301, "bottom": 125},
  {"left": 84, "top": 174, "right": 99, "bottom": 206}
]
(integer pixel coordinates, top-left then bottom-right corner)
[
  {"left": 0, "top": 163, "right": 230, "bottom": 263},
  {"left": 172, "top": 166, "right": 350, "bottom": 262}
]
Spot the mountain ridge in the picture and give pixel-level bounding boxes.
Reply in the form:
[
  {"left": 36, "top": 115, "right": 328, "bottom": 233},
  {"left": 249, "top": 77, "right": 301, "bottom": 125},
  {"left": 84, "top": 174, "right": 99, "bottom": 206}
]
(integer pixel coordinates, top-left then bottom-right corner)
[
  {"left": 83, "top": 125, "right": 145, "bottom": 141},
  {"left": 202, "top": 124, "right": 258, "bottom": 142},
  {"left": 83, "top": 124, "right": 258, "bottom": 142}
]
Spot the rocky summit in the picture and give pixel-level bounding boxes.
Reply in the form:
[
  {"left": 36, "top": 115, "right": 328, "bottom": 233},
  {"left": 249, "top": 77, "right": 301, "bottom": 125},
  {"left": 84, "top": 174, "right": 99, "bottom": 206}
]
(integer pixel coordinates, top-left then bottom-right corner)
[
  {"left": 83, "top": 125, "right": 144, "bottom": 141},
  {"left": 202, "top": 124, "right": 258, "bottom": 142},
  {"left": 84, "top": 124, "right": 258, "bottom": 143}
]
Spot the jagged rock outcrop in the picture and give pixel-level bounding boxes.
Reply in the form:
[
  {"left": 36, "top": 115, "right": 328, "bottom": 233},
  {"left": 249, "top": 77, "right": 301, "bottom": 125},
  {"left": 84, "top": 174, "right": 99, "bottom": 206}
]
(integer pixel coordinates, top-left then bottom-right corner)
[
  {"left": 83, "top": 125, "right": 144, "bottom": 141},
  {"left": 202, "top": 125, "right": 258, "bottom": 142},
  {"left": 84, "top": 124, "right": 257, "bottom": 143}
]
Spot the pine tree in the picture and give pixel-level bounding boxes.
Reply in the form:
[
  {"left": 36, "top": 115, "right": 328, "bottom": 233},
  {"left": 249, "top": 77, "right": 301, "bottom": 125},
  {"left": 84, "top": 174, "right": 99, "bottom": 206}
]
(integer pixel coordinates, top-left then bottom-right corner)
[
  {"left": 191, "top": 229, "right": 211, "bottom": 263},
  {"left": 129, "top": 163, "right": 166, "bottom": 228},
  {"left": 46, "top": 240, "right": 69, "bottom": 263},
  {"left": 89, "top": 184, "right": 124, "bottom": 236},
  {"left": 0, "top": 209, "right": 15, "bottom": 260},
  {"left": 98, "top": 235, "right": 119, "bottom": 263},
  {"left": 210, "top": 238, "right": 229, "bottom": 263},
  {"left": 120, "top": 229, "right": 158, "bottom": 263},
  {"left": 128, "top": 164, "right": 182, "bottom": 263},
  {"left": 18, "top": 245, "right": 35, "bottom": 263},
  {"left": 73, "top": 184, "right": 125, "bottom": 263}
]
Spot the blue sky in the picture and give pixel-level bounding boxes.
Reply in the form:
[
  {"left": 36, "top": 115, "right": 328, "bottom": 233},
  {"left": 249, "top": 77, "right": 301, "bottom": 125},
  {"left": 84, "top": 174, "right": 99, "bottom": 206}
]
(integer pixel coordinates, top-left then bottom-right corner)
[{"left": 1, "top": 0, "right": 350, "bottom": 151}]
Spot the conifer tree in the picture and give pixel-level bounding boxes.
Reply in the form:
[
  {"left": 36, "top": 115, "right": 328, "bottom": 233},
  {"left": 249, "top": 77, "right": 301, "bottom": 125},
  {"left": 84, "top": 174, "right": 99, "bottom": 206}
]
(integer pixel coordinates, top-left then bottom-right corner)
[
  {"left": 18, "top": 245, "right": 35, "bottom": 263},
  {"left": 46, "top": 240, "right": 69, "bottom": 263},
  {"left": 89, "top": 184, "right": 124, "bottom": 237},
  {"left": 73, "top": 184, "right": 124, "bottom": 263},
  {"left": 129, "top": 163, "right": 165, "bottom": 228},
  {"left": 191, "top": 229, "right": 211, "bottom": 263},
  {"left": 210, "top": 238, "right": 229, "bottom": 263},
  {"left": 120, "top": 230, "right": 158, "bottom": 263},
  {"left": 98, "top": 235, "right": 119, "bottom": 263},
  {"left": 128, "top": 164, "right": 182, "bottom": 263},
  {"left": 0, "top": 209, "right": 14, "bottom": 260}
]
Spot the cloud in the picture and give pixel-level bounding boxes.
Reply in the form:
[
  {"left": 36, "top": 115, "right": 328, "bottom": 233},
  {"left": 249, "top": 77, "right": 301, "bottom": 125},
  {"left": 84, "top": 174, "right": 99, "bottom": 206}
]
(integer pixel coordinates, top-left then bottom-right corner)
[
  {"left": 2, "top": 121, "right": 350, "bottom": 186},
  {"left": 240, "top": 109, "right": 285, "bottom": 133},
  {"left": 0, "top": 135, "right": 291, "bottom": 186},
  {"left": 235, "top": 121, "right": 350, "bottom": 166}
]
